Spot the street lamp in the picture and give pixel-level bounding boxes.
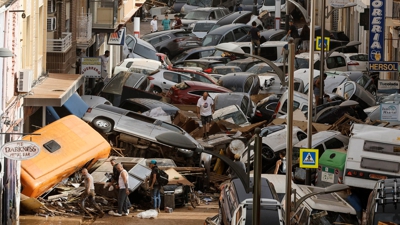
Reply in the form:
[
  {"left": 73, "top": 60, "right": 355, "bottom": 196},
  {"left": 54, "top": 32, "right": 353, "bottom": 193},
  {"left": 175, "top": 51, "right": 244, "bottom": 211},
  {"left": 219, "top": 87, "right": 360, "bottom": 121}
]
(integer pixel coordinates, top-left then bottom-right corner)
[
  {"left": 319, "top": 2, "right": 358, "bottom": 107},
  {"left": 292, "top": 184, "right": 349, "bottom": 212}
]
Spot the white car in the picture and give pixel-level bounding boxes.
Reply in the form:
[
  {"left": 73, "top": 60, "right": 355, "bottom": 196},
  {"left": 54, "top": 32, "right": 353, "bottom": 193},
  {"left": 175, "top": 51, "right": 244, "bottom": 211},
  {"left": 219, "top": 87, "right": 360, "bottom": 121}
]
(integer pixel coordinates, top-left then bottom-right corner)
[
  {"left": 113, "top": 58, "right": 161, "bottom": 76},
  {"left": 295, "top": 52, "right": 348, "bottom": 72},
  {"left": 344, "top": 53, "right": 368, "bottom": 71},
  {"left": 191, "top": 20, "right": 217, "bottom": 38}
]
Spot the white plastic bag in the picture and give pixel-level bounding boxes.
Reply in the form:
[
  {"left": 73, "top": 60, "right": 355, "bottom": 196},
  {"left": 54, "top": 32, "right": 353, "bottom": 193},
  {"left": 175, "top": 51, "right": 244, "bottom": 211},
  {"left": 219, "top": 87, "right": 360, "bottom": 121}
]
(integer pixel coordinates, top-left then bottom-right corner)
[{"left": 137, "top": 209, "right": 158, "bottom": 219}]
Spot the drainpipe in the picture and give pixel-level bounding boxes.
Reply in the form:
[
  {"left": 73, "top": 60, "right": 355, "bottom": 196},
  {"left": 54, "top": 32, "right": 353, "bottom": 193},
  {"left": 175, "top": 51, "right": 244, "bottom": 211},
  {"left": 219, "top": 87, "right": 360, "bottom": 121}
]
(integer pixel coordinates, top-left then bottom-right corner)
[{"left": 56, "top": 0, "right": 63, "bottom": 38}]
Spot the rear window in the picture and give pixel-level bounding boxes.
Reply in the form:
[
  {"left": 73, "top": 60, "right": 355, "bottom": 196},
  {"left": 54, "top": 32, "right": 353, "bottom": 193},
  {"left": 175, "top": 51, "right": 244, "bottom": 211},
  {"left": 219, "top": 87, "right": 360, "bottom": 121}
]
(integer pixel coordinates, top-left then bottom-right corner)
[
  {"left": 175, "top": 82, "right": 189, "bottom": 90},
  {"left": 134, "top": 44, "right": 158, "bottom": 60},
  {"left": 193, "top": 23, "right": 215, "bottom": 32},
  {"left": 202, "top": 34, "right": 222, "bottom": 46},
  {"left": 184, "top": 11, "right": 210, "bottom": 20}
]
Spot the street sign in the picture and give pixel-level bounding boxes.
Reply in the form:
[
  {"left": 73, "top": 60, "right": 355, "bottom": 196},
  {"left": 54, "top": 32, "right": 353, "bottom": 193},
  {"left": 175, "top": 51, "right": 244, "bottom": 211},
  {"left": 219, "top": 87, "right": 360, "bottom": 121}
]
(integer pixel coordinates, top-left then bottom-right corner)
[
  {"left": 1, "top": 140, "right": 40, "bottom": 160},
  {"left": 368, "top": 0, "right": 385, "bottom": 62},
  {"left": 369, "top": 62, "right": 399, "bottom": 72},
  {"left": 299, "top": 149, "right": 319, "bottom": 169},
  {"left": 378, "top": 80, "right": 400, "bottom": 90},
  {"left": 108, "top": 27, "right": 126, "bottom": 45},
  {"left": 81, "top": 57, "right": 102, "bottom": 78},
  {"left": 380, "top": 103, "right": 400, "bottom": 121},
  {"left": 316, "top": 36, "right": 330, "bottom": 51},
  {"left": 330, "top": 0, "right": 350, "bottom": 8}
]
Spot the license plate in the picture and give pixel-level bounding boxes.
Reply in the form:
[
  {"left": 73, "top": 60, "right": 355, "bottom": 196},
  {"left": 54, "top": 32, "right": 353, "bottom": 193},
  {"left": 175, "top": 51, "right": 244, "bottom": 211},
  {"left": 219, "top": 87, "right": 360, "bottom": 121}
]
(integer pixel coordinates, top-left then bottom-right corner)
[{"left": 321, "top": 171, "right": 335, "bottom": 183}]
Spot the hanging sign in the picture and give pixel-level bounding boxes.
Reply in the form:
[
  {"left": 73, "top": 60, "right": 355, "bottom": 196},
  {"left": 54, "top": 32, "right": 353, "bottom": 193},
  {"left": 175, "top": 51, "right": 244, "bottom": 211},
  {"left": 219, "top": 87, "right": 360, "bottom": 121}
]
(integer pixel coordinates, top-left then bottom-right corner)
[
  {"left": 1, "top": 140, "right": 41, "bottom": 160},
  {"left": 368, "top": 0, "right": 385, "bottom": 62}
]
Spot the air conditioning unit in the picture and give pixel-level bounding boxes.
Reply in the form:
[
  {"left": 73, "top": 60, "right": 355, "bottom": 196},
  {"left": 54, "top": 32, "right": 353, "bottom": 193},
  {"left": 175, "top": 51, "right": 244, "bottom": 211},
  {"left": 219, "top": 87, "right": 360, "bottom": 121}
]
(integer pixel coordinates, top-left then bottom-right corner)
[
  {"left": 18, "top": 69, "right": 33, "bottom": 93},
  {"left": 47, "top": 17, "right": 56, "bottom": 31},
  {"left": 48, "top": 0, "right": 56, "bottom": 13}
]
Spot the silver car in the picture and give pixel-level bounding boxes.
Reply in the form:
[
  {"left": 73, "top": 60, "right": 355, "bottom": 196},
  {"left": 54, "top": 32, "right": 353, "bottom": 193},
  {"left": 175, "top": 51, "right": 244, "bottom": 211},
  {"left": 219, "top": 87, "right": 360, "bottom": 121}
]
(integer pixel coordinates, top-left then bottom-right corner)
[{"left": 82, "top": 104, "right": 202, "bottom": 151}]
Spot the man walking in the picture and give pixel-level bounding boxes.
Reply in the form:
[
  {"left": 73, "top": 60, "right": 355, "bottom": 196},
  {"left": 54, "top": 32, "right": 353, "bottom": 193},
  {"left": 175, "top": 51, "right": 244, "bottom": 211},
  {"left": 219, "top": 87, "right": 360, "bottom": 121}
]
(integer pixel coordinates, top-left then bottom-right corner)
[
  {"left": 151, "top": 15, "right": 158, "bottom": 33},
  {"left": 114, "top": 163, "right": 131, "bottom": 216},
  {"left": 248, "top": 21, "right": 261, "bottom": 56},
  {"left": 148, "top": 160, "right": 161, "bottom": 213},
  {"left": 99, "top": 50, "right": 110, "bottom": 79},
  {"left": 80, "top": 168, "right": 105, "bottom": 218},
  {"left": 197, "top": 92, "right": 214, "bottom": 140},
  {"left": 161, "top": 14, "right": 171, "bottom": 30},
  {"left": 286, "top": 20, "right": 300, "bottom": 50}
]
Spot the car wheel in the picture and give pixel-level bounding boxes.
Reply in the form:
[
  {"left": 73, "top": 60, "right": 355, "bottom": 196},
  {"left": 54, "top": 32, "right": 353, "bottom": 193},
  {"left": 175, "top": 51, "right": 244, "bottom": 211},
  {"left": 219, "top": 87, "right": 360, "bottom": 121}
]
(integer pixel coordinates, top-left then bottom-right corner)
[
  {"left": 262, "top": 145, "right": 275, "bottom": 160},
  {"left": 160, "top": 49, "right": 170, "bottom": 58},
  {"left": 92, "top": 118, "right": 112, "bottom": 133},
  {"left": 153, "top": 86, "right": 162, "bottom": 94}
]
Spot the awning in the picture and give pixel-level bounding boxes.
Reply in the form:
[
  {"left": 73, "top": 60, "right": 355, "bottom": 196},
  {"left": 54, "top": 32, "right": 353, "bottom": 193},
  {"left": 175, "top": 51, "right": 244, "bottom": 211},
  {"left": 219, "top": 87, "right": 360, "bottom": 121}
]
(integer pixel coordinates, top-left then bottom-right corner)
[{"left": 24, "top": 73, "right": 84, "bottom": 107}]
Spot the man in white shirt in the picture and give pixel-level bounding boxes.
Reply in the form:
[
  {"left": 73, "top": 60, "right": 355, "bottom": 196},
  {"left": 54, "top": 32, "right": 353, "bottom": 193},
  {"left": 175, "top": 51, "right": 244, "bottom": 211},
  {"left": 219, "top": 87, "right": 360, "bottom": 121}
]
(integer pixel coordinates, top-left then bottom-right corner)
[
  {"left": 150, "top": 15, "right": 158, "bottom": 33},
  {"left": 99, "top": 50, "right": 110, "bottom": 79},
  {"left": 197, "top": 92, "right": 214, "bottom": 140},
  {"left": 114, "top": 163, "right": 131, "bottom": 216}
]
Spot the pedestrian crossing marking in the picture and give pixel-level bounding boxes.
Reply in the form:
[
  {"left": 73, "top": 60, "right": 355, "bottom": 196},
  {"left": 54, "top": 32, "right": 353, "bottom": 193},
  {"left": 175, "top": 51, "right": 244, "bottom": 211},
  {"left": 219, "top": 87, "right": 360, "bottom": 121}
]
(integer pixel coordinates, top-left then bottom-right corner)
[
  {"left": 303, "top": 153, "right": 315, "bottom": 163},
  {"left": 299, "top": 149, "right": 319, "bottom": 169}
]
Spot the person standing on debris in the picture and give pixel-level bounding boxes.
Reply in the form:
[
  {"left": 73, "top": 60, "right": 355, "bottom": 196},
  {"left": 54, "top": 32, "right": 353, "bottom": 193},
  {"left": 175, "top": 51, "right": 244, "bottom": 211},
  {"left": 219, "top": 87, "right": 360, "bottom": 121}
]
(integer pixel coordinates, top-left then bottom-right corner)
[
  {"left": 173, "top": 14, "right": 183, "bottom": 29},
  {"left": 197, "top": 92, "right": 214, "bottom": 140},
  {"left": 151, "top": 15, "right": 158, "bottom": 33},
  {"left": 81, "top": 168, "right": 105, "bottom": 218},
  {"left": 227, "top": 154, "right": 246, "bottom": 179},
  {"left": 149, "top": 160, "right": 161, "bottom": 213},
  {"left": 314, "top": 73, "right": 328, "bottom": 106},
  {"left": 100, "top": 50, "right": 110, "bottom": 79},
  {"left": 104, "top": 159, "right": 120, "bottom": 191},
  {"left": 274, "top": 151, "right": 286, "bottom": 174},
  {"left": 300, "top": 24, "right": 310, "bottom": 52},
  {"left": 286, "top": 20, "right": 300, "bottom": 50},
  {"left": 114, "top": 163, "right": 131, "bottom": 216},
  {"left": 162, "top": 14, "right": 171, "bottom": 30},
  {"left": 248, "top": 21, "right": 261, "bottom": 56}
]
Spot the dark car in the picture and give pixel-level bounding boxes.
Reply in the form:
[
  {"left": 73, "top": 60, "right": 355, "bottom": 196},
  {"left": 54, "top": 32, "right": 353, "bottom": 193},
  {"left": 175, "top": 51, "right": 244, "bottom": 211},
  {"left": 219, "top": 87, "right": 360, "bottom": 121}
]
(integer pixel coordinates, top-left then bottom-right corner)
[
  {"left": 240, "top": 0, "right": 263, "bottom": 11},
  {"left": 259, "top": 29, "right": 287, "bottom": 43},
  {"left": 167, "top": 81, "right": 231, "bottom": 104},
  {"left": 181, "top": 7, "right": 229, "bottom": 29},
  {"left": 341, "top": 71, "right": 377, "bottom": 97},
  {"left": 119, "top": 98, "right": 179, "bottom": 116},
  {"left": 211, "top": 66, "right": 242, "bottom": 75},
  {"left": 142, "top": 30, "right": 201, "bottom": 58},
  {"left": 202, "top": 24, "right": 252, "bottom": 46},
  {"left": 99, "top": 71, "right": 158, "bottom": 106},
  {"left": 252, "top": 94, "right": 280, "bottom": 123},
  {"left": 171, "top": 46, "right": 216, "bottom": 64},
  {"left": 226, "top": 58, "right": 263, "bottom": 71},
  {"left": 182, "top": 59, "right": 225, "bottom": 73},
  {"left": 219, "top": 72, "right": 261, "bottom": 95},
  {"left": 246, "top": 62, "right": 275, "bottom": 74},
  {"left": 214, "top": 92, "right": 255, "bottom": 118},
  {"left": 171, "top": 0, "right": 187, "bottom": 13},
  {"left": 211, "top": 11, "right": 253, "bottom": 31},
  {"left": 219, "top": 177, "right": 282, "bottom": 225}
]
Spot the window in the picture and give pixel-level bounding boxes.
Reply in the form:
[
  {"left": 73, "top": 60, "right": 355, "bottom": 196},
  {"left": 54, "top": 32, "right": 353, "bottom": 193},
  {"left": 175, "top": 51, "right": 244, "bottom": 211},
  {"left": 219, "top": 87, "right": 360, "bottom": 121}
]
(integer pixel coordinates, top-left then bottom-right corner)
[
  {"left": 244, "top": 78, "right": 253, "bottom": 93},
  {"left": 193, "top": 23, "right": 215, "bottom": 32},
  {"left": 186, "top": 52, "right": 200, "bottom": 60},
  {"left": 126, "top": 62, "right": 133, "bottom": 68},
  {"left": 242, "top": 47, "right": 251, "bottom": 54},
  {"left": 260, "top": 47, "right": 278, "bottom": 61},
  {"left": 270, "top": 33, "right": 285, "bottom": 41},
  {"left": 120, "top": 101, "right": 148, "bottom": 112},
  {"left": 181, "top": 74, "right": 192, "bottom": 81},
  {"left": 326, "top": 57, "right": 337, "bottom": 69},
  {"left": 215, "top": 10, "right": 223, "bottom": 19},
  {"left": 266, "top": 102, "right": 277, "bottom": 111},
  {"left": 160, "top": 35, "right": 170, "bottom": 41},
  {"left": 281, "top": 100, "right": 300, "bottom": 113},
  {"left": 184, "top": 11, "right": 210, "bottom": 20},
  {"left": 163, "top": 72, "right": 180, "bottom": 83},
  {"left": 343, "top": 82, "right": 355, "bottom": 99},
  {"left": 134, "top": 44, "right": 158, "bottom": 60},
  {"left": 336, "top": 56, "right": 346, "bottom": 67},
  {"left": 200, "top": 50, "right": 215, "bottom": 57},
  {"left": 233, "top": 28, "right": 247, "bottom": 40},
  {"left": 301, "top": 105, "right": 308, "bottom": 111},
  {"left": 202, "top": 34, "right": 222, "bottom": 46},
  {"left": 209, "top": 11, "right": 216, "bottom": 20},
  {"left": 324, "top": 138, "right": 345, "bottom": 149},
  {"left": 223, "top": 32, "right": 235, "bottom": 43}
]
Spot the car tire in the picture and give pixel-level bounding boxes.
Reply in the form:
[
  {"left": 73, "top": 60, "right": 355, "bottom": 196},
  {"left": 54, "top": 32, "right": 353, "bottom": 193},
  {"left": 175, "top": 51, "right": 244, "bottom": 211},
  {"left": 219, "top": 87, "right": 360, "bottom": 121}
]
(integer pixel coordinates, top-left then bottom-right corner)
[
  {"left": 153, "top": 86, "right": 162, "bottom": 94},
  {"left": 262, "top": 145, "right": 275, "bottom": 160},
  {"left": 92, "top": 118, "right": 113, "bottom": 133},
  {"left": 160, "top": 49, "right": 170, "bottom": 58}
]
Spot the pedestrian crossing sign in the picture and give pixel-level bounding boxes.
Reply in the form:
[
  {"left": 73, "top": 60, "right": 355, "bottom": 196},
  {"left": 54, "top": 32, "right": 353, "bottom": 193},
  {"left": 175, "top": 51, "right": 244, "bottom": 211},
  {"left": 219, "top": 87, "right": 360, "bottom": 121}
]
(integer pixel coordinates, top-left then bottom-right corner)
[{"left": 299, "top": 149, "right": 319, "bottom": 168}]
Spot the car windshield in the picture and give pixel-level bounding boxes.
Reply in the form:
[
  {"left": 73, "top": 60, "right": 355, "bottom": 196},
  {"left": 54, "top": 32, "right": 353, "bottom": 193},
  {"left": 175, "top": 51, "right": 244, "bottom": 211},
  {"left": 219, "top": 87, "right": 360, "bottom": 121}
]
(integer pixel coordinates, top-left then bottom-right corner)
[
  {"left": 264, "top": 0, "right": 284, "bottom": 6},
  {"left": 202, "top": 34, "right": 222, "bottom": 46},
  {"left": 193, "top": 22, "right": 215, "bottom": 32},
  {"left": 184, "top": 11, "right": 210, "bottom": 20},
  {"left": 215, "top": 109, "right": 248, "bottom": 125},
  {"left": 209, "top": 24, "right": 221, "bottom": 32},
  {"left": 171, "top": 52, "right": 188, "bottom": 64},
  {"left": 102, "top": 72, "right": 143, "bottom": 95},
  {"left": 295, "top": 58, "right": 310, "bottom": 69},
  {"left": 134, "top": 44, "right": 158, "bottom": 61},
  {"left": 214, "top": 67, "right": 241, "bottom": 75},
  {"left": 246, "top": 63, "right": 273, "bottom": 73},
  {"left": 186, "top": 0, "right": 212, "bottom": 6}
]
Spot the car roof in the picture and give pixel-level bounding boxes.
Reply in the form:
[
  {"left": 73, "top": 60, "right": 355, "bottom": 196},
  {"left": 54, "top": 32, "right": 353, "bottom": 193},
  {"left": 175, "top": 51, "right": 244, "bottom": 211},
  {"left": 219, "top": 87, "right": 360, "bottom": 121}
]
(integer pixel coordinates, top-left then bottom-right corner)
[
  {"left": 124, "top": 98, "right": 178, "bottom": 110},
  {"left": 294, "top": 130, "right": 344, "bottom": 148},
  {"left": 231, "top": 177, "right": 275, "bottom": 203},
  {"left": 191, "top": 7, "right": 225, "bottom": 11},
  {"left": 214, "top": 93, "right": 247, "bottom": 109},
  {"left": 341, "top": 71, "right": 364, "bottom": 80},
  {"left": 142, "top": 29, "right": 186, "bottom": 39},
  {"left": 216, "top": 11, "right": 252, "bottom": 25},
  {"left": 207, "top": 24, "right": 250, "bottom": 35},
  {"left": 260, "top": 41, "right": 287, "bottom": 47},
  {"left": 260, "top": 29, "right": 286, "bottom": 38},
  {"left": 184, "top": 80, "right": 231, "bottom": 91}
]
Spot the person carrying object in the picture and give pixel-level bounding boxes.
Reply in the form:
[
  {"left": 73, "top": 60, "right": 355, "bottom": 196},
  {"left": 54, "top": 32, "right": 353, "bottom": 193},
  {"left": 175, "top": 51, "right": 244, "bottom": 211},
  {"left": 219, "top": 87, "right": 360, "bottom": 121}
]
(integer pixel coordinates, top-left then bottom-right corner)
[
  {"left": 197, "top": 91, "right": 214, "bottom": 140},
  {"left": 148, "top": 160, "right": 161, "bottom": 213},
  {"left": 80, "top": 168, "right": 105, "bottom": 218}
]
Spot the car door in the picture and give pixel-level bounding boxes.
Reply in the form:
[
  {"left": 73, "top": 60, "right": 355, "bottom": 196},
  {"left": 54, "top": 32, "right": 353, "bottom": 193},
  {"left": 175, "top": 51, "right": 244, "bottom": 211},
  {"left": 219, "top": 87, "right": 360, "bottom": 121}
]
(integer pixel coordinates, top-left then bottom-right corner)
[
  {"left": 235, "top": 27, "right": 251, "bottom": 42},
  {"left": 222, "top": 31, "right": 235, "bottom": 43},
  {"left": 161, "top": 71, "right": 181, "bottom": 91}
]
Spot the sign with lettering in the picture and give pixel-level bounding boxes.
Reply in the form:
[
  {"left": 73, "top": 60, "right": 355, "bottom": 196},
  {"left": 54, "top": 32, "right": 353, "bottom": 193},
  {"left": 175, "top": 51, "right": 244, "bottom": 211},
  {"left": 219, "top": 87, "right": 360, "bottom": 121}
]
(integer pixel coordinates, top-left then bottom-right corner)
[
  {"left": 369, "top": 62, "right": 399, "bottom": 72},
  {"left": 380, "top": 103, "right": 400, "bottom": 121},
  {"left": 81, "top": 57, "right": 102, "bottom": 78},
  {"left": 108, "top": 27, "right": 126, "bottom": 45},
  {"left": 1, "top": 140, "right": 40, "bottom": 160},
  {"left": 378, "top": 80, "right": 400, "bottom": 90},
  {"left": 368, "top": 0, "right": 385, "bottom": 62}
]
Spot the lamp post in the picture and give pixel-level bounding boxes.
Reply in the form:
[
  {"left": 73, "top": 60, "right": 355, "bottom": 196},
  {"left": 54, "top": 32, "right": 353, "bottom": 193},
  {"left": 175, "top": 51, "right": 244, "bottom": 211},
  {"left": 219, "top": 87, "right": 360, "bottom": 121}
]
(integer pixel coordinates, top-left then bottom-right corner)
[{"left": 319, "top": 2, "right": 358, "bottom": 107}]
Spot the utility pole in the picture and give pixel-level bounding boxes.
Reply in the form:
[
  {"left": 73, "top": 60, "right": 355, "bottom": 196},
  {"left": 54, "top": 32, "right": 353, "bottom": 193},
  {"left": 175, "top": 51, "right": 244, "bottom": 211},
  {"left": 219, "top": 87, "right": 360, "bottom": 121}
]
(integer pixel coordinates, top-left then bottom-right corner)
[{"left": 319, "top": 0, "right": 326, "bottom": 109}]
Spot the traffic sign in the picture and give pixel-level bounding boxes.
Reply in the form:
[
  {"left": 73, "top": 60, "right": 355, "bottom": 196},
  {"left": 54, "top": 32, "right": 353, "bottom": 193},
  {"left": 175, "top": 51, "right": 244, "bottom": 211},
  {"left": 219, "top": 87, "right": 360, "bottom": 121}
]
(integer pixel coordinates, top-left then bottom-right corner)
[
  {"left": 299, "top": 148, "right": 319, "bottom": 169},
  {"left": 316, "top": 36, "right": 330, "bottom": 51}
]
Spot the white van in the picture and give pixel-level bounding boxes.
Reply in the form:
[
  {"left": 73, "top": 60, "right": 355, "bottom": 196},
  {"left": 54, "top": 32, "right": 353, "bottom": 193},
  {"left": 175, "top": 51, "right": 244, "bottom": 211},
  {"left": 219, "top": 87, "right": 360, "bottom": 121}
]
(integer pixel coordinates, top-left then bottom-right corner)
[
  {"left": 344, "top": 124, "right": 400, "bottom": 189},
  {"left": 273, "top": 90, "right": 310, "bottom": 117}
]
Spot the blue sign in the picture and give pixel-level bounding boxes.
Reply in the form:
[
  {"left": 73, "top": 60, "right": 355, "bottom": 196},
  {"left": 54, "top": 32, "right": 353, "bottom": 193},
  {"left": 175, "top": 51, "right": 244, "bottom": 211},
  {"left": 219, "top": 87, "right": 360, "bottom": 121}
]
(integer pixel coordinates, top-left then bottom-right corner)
[
  {"left": 316, "top": 36, "right": 330, "bottom": 51},
  {"left": 369, "top": 62, "right": 399, "bottom": 71},
  {"left": 369, "top": 0, "right": 385, "bottom": 62},
  {"left": 299, "top": 149, "right": 319, "bottom": 169}
]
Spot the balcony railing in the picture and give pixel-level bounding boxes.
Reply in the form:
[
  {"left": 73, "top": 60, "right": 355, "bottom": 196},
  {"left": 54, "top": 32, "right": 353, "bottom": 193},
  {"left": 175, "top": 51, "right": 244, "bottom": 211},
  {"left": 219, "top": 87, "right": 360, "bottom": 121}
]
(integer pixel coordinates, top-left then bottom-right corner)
[
  {"left": 77, "top": 13, "right": 93, "bottom": 44},
  {"left": 47, "top": 32, "right": 72, "bottom": 53}
]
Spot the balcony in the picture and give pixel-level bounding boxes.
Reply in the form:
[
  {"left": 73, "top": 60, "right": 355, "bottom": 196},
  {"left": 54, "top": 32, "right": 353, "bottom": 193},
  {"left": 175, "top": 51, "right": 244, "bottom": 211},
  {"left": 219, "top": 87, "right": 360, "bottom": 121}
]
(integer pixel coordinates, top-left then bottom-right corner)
[
  {"left": 90, "top": 0, "right": 118, "bottom": 32},
  {"left": 47, "top": 32, "right": 72, "bottom": 53},
  {"left": 77, "top": 13, "right": 94, "bottom": 49}
]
